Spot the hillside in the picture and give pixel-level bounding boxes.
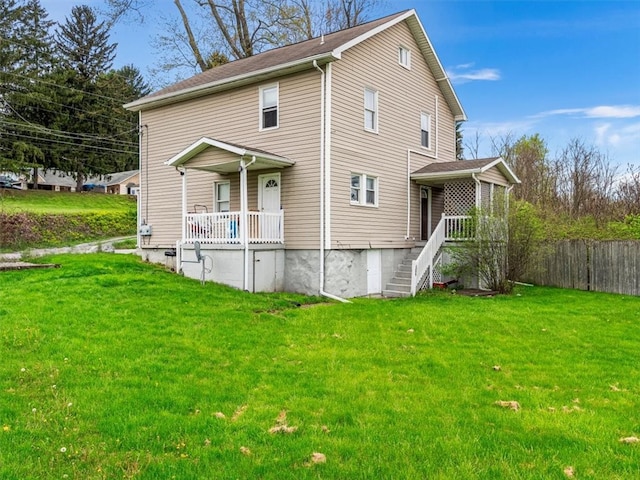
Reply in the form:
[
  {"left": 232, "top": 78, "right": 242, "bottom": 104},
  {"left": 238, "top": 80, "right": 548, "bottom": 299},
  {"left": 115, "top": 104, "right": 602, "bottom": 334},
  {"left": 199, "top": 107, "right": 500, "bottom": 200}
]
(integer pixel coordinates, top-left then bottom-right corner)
[{"left": 0, "top": 190, "right": 137, "bottom": 251}]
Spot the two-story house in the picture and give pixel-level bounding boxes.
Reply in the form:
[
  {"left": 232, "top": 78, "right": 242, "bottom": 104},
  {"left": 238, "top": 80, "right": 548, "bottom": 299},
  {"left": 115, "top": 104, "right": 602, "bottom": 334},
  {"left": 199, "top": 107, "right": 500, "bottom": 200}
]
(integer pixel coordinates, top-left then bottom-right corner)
[{"left": 124, "top": 9, "right": 519, "bottom": 299}]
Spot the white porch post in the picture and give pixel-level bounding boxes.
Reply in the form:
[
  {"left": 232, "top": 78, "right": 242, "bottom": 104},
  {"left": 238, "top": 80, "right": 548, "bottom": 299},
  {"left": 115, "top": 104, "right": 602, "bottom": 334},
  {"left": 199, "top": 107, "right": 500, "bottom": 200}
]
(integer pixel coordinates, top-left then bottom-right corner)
[
  {"left": 181, "top": 169, "right": 187, "bottom": 241},
  {"left": 241, "top": 158, "right": 250, "bottom": 291}
]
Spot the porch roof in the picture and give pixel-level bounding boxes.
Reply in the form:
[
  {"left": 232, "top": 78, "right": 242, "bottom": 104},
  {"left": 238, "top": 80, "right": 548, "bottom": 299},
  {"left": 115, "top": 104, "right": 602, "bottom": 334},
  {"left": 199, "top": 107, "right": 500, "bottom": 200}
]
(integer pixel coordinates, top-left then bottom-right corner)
[
  {"left": 411, "top": 157, "right": 520, "bottom": 184},
  {"left": 165, "top": 137, "right": 295, "bottom": 173}
]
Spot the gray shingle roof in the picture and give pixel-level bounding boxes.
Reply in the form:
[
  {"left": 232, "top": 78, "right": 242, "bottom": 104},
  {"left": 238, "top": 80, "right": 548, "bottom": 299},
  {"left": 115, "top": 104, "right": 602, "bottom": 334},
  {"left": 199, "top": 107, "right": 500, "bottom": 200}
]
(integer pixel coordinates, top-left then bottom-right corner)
[
  {"left": 411, "top": 158, "right": 520, "bottom": 184},
  {"left": 124, "top": 9, "right": 465, "bottom": 121},
  {"left": 412, "top": 158, "right": 500, "bottom": 175},
  {"left": 142, "top": 11, "right": 408, "bottom": 102}
]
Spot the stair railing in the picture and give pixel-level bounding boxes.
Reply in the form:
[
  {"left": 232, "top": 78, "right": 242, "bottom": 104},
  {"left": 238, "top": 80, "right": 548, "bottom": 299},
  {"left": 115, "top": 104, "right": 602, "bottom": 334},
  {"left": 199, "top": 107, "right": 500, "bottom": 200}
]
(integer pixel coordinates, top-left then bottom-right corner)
[{"left": 410, "top": 214, "right": 447, "bottom": 295}]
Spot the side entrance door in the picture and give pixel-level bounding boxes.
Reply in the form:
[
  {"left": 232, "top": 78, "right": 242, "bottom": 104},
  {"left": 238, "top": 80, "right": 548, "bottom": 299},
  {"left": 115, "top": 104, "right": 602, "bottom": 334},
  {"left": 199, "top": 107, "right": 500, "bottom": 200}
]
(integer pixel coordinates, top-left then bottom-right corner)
[{"left": 258, "top": 173, "right": 281, "bottom": 239}]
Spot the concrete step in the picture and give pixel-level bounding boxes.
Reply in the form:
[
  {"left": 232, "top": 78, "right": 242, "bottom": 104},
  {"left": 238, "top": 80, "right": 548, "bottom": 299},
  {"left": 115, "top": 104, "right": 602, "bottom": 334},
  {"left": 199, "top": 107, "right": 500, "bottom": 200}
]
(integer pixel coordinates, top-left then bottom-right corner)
[
  {"left": 395, "top": 270, "right": 411, "bottom": 279},
  {"left": 384, "top": 281, "right": 411, "bottom": 292},
  {"left": 387, "top": 276, "right": 411, "bottom": 286},
  {"left": 382, "top": 289, "right": 411, "bottom": 298}
]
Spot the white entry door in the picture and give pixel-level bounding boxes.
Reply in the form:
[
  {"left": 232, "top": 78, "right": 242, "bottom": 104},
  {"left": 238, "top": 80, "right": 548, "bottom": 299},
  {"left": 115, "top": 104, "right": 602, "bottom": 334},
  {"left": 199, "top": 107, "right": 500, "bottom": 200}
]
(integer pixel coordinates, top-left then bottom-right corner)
[
  {"left": 258, "top": 173, "right": 281, "bottom": 240},
  {"left": 258, "top": 173, "right": 281, "bottom": 212},
  {"left": 367, "top": 249, "right": 382, "bottom": 295}
]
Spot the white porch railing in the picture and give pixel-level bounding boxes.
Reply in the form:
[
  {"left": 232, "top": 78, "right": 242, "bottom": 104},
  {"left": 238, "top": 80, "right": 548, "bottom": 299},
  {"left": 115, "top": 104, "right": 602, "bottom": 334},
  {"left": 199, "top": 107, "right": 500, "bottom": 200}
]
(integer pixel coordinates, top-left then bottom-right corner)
[
  {"left": 184, "top": 211, "right": 284, "bottom": 244},
  {"left": 444, "top": 215, "right": 474, "bottom": 241}
]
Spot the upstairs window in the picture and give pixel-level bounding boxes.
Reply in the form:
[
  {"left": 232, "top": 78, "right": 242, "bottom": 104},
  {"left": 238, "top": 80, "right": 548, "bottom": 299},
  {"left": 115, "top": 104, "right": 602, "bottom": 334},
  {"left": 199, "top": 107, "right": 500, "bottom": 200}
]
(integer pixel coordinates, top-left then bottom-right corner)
[
  {"left": 421, "top": 112, "right": 431, "bottom": 149},
  {"left": 351, "top": 173, "right": 378, "bottom": 207},
  {"left": 364, "top": 88, "right": 378, "bottom": 133},
  {"left": 215, "top": 181, "right": 230, "bottom": 212},
  {"left": 260, "top": 84, "right": 278, "bottom": 130},
  {"left": 398, "top": 46, "right": 411, "bottom": 69}
]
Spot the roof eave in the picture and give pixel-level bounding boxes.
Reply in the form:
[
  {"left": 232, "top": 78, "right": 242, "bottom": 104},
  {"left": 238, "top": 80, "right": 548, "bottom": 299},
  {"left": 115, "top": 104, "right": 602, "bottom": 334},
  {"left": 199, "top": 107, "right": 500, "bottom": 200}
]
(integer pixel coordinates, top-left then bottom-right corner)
[
  {"left": 125, "top": 52, "right": 338, "bottom": 112},
  {"left": 408, "top": 14, "right": 467, "bottom": 122},
  {"left": 165, "top": 137, "right": 294, "bottom": 171},
  {"left": 478, "top": 157, "right": 521, "bottom": 184},
  {"left": 411, "top": 169, "right": 481, "bottom": 182}
]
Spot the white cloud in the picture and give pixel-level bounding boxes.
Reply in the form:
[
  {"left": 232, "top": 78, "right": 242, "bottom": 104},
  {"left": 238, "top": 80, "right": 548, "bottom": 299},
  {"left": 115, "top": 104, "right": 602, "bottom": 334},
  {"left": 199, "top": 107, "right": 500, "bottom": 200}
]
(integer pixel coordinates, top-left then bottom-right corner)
[
  {"left": 536, "top": 105, "right": 640, "bottom": 119},
  {"left": 446, "top": 64, "right": 501, "bottom": 83}
]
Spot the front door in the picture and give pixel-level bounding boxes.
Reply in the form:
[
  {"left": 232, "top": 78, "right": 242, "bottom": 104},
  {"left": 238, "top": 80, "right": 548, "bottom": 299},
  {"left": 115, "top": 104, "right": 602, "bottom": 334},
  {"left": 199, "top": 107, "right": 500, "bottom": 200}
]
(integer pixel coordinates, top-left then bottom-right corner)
[
  {"left": 258, "top": 173, "right": 281, "bottom": 239},
  {"left": 258, "top": 173, "right": 280, "bottom": 212}
]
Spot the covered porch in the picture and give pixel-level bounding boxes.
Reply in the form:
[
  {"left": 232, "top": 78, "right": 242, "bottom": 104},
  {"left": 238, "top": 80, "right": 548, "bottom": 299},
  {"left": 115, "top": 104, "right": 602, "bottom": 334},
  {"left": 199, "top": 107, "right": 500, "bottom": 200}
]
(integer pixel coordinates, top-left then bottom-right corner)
[
  {"left": 164, "top": 137, "right": 294, "bottom": 291},
  {"left": 408, "top": 158, "right": 520, "bottom": 295},
  {"left": 165, "top": 137, "right": 294, "bottom": 246}
]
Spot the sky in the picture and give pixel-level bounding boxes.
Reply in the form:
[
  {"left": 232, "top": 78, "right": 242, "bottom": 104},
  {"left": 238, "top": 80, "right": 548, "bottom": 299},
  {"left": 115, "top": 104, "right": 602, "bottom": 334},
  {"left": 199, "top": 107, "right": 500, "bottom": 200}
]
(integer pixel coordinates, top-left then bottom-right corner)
[{"left": 41, "top": 0, "right": 640, "bottom": 168}]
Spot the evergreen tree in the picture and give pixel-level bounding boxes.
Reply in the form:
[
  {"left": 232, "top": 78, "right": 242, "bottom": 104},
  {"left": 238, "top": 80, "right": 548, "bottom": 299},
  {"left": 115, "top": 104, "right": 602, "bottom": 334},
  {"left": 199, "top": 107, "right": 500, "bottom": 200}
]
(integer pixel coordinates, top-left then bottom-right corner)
[
  {"left": 0, "top": 0, "right": 54, "bottom": 175},
  {"left": 54, "top": 5, "right": 116, "bottom": 82}
]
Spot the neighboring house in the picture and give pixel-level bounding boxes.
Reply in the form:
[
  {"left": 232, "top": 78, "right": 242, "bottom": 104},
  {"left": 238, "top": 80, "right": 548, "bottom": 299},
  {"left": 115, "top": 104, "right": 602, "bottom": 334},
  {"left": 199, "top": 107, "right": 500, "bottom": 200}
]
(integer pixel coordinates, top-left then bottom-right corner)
[
  {"left": 124, "top": 9, "right": 519, "bottom": 298},
  {"left": 105, "top": 170, "right": 140, "bottom": 195},
  {"left": 29, "top": 169, "right": 80, "bottom": 192}
]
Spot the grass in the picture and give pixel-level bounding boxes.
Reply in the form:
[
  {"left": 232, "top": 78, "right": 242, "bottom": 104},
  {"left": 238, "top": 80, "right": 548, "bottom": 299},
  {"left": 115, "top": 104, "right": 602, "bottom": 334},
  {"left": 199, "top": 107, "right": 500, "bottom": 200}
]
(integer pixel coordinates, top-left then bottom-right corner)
[
  {"left": 1, "top": 254, "right": 639, "bottom": 479},
  {"left": 0, "top": 189, "right": 136, "bottom": 214}
]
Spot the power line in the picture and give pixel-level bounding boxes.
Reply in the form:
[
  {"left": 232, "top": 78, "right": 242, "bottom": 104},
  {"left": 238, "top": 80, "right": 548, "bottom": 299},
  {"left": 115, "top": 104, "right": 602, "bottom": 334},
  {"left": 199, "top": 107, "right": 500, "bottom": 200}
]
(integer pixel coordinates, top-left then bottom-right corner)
[
  {"left": 1, "top": 101, "right": 138, "bottom": 147},
  {"left": 2, "top": 70, "right": 135, "bottom": 105},
  {"left": 1, "top": 131, "right": 137, "bottom": 156},
  {"left": 1, "top": 84, "right": 137, "bottom": 128},
  {"left": 0, "top": 118, "right": 138, "bottom": 148}
]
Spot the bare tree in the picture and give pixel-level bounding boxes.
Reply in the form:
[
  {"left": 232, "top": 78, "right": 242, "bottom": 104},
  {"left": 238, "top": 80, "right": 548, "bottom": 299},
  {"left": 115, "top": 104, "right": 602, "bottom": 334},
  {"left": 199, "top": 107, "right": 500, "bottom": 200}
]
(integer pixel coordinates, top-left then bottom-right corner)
[
  {"left": 615, "top": 164, "right": 640, "bottom": 216},
  {"left": 104, "top": 0, "right": 383, "bottom": 80},
  {"left": 463, "top": 129, "right": 483, "bottom": 160},
  {"left": 554, "top": 138, "right": 617, "bottom": 224}
]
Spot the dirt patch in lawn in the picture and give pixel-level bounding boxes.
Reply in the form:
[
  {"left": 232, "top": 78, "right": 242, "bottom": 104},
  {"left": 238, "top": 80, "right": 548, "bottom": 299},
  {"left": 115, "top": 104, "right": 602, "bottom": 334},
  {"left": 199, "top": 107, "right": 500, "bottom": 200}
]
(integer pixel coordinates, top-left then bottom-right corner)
[{"left": 0, "top": 261, "right": 60, "bottom": 271}]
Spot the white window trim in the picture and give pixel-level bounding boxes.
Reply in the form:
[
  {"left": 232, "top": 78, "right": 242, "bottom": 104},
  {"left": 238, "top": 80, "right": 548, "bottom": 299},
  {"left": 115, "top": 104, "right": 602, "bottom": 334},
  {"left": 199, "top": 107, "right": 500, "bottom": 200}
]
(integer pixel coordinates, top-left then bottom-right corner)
[
  {"left": 364, "top": 87, "right": 378, "bottom": 133},
  {"left": 214, "top": 180, "right": 230, "bottom": 212},
  {"left": 421, "top": 112, "right": 432, "bottom": 150},
  {"left": 399, "top": 46, "right": 411, "bottom": 69},
  {"left": 259, "top": 83, "right": 279, "bottom": 131},
  {"left": 350, "top": 173, "right": 378, "bottom": 207}
]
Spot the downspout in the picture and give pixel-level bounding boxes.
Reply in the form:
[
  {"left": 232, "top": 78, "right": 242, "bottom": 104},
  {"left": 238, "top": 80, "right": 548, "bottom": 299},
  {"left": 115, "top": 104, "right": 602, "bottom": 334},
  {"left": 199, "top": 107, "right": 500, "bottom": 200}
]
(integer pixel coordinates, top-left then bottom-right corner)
[
  {"left": 406, "top": 149, "right": 411, "bottom": 239},
  {"left": 242, "top": 156, "right": 256, "bottom": 291},
  {"left": 178, "top": 167, "right": 187, "bottom": 273},
  {"left": 313, "top": 59, "right": 349, "bottom": 303},
  {"left": 434, "top": 96, "right": 439, "bottom": 158}
]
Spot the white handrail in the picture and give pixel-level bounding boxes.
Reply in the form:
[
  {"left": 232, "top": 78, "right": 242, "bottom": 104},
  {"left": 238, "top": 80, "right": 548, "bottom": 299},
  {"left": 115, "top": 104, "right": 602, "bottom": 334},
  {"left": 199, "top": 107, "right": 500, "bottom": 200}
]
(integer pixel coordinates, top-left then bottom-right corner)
[{"left": 411, "top": 215, "right": 447, "bottom": 295}]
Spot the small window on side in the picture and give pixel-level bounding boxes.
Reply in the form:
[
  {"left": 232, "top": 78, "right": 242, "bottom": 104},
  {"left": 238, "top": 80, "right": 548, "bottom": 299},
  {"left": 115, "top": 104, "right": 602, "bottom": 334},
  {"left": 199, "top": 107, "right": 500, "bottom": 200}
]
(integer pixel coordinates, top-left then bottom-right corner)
[
  {"left": 260, "top": 84, "right": 278, "bottom": 130},
  {"left": 399, "top": 46, "right": 411, "bottom": 69},
  {"left": 421, "top": 112, "right": 431, "bottom": 149},
  {"left": 215, "top": 181, "right": 230, "bottom": 212},
  {"left": 364, "top": 88, "right": 378, "bottom": 133}
]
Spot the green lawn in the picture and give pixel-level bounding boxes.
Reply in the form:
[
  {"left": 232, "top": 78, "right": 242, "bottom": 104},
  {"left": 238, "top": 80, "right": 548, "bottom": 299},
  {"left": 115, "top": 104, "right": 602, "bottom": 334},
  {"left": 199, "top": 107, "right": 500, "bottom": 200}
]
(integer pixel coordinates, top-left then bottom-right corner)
[
  {"left": 0, "top": 189, "right": 136, "bottom": 214},
  {"left": 1, "top": 254, "right": 639, "bottom": 479}
]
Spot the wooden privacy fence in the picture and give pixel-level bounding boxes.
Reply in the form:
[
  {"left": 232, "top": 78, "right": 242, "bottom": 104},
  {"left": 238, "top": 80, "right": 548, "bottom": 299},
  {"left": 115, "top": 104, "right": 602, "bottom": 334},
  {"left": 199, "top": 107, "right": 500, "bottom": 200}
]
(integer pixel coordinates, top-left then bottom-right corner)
[{"left": 524, "top": 240, "right": 640, "bottom": 296}]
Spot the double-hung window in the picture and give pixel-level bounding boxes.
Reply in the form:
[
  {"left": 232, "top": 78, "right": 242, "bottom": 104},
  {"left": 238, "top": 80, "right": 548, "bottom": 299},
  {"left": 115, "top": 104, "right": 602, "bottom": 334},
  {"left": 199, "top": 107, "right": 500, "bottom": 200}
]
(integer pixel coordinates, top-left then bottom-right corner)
[
  {"left": 421, "top": 112, "right": 431, "bottom": 149},
  {"left": 364, "top": 88, "right": 378, "bottom": 133},
  {"left": 351, "top": 173, "right": 377, "bottom": 207},
  {"left": 398, "top": 46, "right": 411, "bottom": 69},
  {"left": 260, "top": 84, "right": 278, "bottom": 130},
  {"left": 214, "top": 181, "right": 230, "bottom": 212}
]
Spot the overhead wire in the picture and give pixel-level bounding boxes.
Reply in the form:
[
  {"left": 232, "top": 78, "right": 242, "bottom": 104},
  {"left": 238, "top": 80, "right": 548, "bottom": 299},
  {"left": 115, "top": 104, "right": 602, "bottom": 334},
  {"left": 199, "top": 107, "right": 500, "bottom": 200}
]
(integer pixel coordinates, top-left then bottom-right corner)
[
  {"left": 1, "top": 131, "right": 138, "bottom": 155},
  {"left": 1, "top": 100, "right": 138, "bottom": 147},
  {"left": 0, "top": 84, "right": 137, "bottom": 128}
]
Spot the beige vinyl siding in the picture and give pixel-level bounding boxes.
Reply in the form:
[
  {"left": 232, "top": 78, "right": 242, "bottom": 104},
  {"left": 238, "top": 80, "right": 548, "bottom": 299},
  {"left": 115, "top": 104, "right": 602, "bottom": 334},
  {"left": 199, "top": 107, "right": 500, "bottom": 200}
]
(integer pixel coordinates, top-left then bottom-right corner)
[
  {"left": 139, "top": 70, "right": 323, "bottom": 248},
  {"left": 329, "top": 20, "right": 456, "bottom": 248},
  {"left": 478, "top": 166, "right": 511, "bottom": 186}
]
